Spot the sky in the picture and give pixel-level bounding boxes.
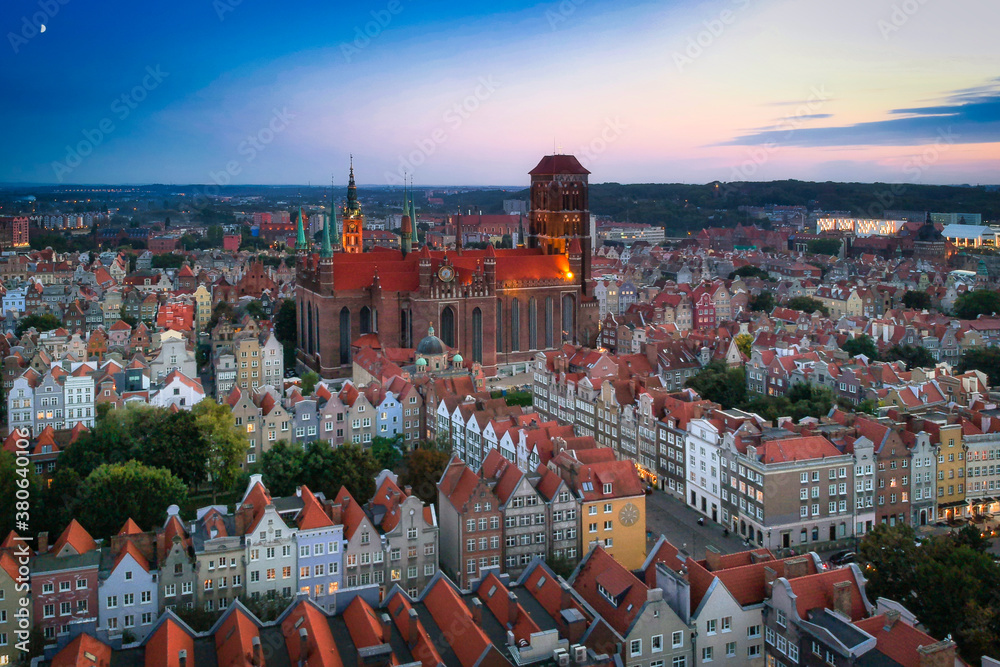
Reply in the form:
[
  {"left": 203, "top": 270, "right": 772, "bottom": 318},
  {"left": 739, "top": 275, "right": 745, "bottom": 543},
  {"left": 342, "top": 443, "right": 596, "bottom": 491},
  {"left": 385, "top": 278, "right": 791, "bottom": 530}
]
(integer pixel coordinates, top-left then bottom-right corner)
[{"left": 2, "top": 0, "right": 999, "bottom": 187}]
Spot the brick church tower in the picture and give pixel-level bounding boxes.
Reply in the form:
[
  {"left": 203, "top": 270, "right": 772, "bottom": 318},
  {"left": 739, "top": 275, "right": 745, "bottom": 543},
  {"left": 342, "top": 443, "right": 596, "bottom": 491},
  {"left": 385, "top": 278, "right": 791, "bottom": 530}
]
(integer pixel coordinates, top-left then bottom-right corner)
[
  {"left": 528, "top": 154, "right": 592, "bottom": 294},
  {"left": 341, "top": 157, "right": 363, "bottom": 253}
]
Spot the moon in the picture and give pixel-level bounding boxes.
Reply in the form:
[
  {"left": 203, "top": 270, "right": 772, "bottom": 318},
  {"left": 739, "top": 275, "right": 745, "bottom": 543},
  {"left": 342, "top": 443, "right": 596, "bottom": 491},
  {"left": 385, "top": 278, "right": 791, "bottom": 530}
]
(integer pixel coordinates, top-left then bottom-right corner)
[{"left": 40, "top": 24, "right": 46, "bottom": 33}]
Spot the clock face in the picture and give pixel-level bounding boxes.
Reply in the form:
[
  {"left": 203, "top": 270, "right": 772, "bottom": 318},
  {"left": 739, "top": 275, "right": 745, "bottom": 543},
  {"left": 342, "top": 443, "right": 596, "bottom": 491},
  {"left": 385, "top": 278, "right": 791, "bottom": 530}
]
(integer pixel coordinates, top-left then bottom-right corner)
[
  {"left": 618, "top": 502, "right": 640, "bottom": 527},
  {"left": 348, "top": 224, "right": 357, "bottom": 233},
  {"left": 438, "top": 265, "right": 455, "bottom": 282}
]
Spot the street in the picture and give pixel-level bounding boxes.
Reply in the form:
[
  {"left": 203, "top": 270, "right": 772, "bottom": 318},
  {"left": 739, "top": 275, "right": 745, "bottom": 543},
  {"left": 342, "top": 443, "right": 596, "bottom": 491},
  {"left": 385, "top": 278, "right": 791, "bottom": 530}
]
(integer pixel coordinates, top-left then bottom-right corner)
[{"left": 644, "top": 490, "right": 750, "bottom": 558}]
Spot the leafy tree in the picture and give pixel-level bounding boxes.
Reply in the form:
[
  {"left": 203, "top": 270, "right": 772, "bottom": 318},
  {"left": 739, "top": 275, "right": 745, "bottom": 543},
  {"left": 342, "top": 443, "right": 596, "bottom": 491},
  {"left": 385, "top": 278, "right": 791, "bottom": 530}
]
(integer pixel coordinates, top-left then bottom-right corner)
[
  {"left": 76, "top": 461, "right": 187, "bottom": 540},
  {"left": 207, "top": 300, "right": 236, "bottom": 331},
  {"left": 954, "top": 290, "right": 1000, "bottom": 320},
  {"left": 151, "top": 254, "right": 185, "bottom": 269},
  {"left": 245, "top": 300, "right": 266, "bottom": 321},
  {"left": 491, "top": 389, "right": 532, "bottom": 407},
  {"left": 206, "top": 224, "right": 224, "bottom": 247},
  {"left": 858, "top": 523, "right": 920, "bottom": 608},
  {"left": 299, "top": 441, "right": 339, "bottom": 497},
  {"left": 371, "top": 435, "right": 403, "bottom": 472},
  {"left": 15, "top": 313, "right": 62, "bottom": 336},
  {"left": 806, "top": 238, "right": 841, "bottom": 256},
  {"left": 38, "top": 467, "right": 83, "bottom": 537},
  {"left": 193, "top": 399, "right": 249, "bottom": 502},
  {"left": 785, "top": 296, "right": 828, "bottom": 317},
  {"left": 728, "top": 266, "right": 771, "bottom": 281},
  {"left": 882, "top": 344, "right": 935, "bottom": 369},
  {"left": 855, "top": 398, "right": 878, "bottom": 416},
  {"left": 546, "top": 553, "right": 579, "bottom": 579},
  {"left": 902, "top": 290, "right": 932, "bottom": 310},
  {"left": 958, "top": 348, "right": 1000, "bottom": 385},
  {"left": 400, "top": 447, "right": 450, "bottom": 504},
  {"left": 273, "top": 299, "right": 297, "bottom": 370},
  {"left": 841, "top": 334, "right": 879, "bottom": 360},
  {"left": 734, "top": 333, "right": 753, "bottom": 358},
  {"left": 259, "top": 442, "right": 305, "bottom": 497},
  {"left": 300, "top": 371, "right": 320, "bottom": 396},
  {"left": 298, "top": 442, "right": 378, "bottom": 502},
  {"left": 0, "top": 449, "right": 42, "bottom": 539},
  {"left": 749, "top": 291, "right": 775, "bottom": 313},
  {"left": 686, "top": 362, "right": 747, "bottom": 409}
]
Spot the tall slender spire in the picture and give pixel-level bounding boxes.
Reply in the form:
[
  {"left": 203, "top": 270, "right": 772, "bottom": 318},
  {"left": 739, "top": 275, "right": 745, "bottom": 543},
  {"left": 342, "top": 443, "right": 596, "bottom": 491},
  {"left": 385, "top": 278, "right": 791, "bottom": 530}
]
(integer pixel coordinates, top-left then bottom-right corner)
[
  {"left": 345, "top": 154, "right": 360, "bottom": 217},
  {"left": 408, "top": 176, "right": 417, "bottom": 227},
  {"left": 321, "top": 177, "right": 334, "bottom": 258},
  {"left": 296, "top": 204, "right": 308, "bottom": 252}
]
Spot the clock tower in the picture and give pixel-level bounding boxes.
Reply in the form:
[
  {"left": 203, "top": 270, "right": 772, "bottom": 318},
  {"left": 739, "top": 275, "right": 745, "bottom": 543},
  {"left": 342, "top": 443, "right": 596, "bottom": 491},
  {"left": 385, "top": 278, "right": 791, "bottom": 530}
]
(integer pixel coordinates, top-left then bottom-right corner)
[{"left": 341, "top": 157, "right": 364, "bottom": 254}]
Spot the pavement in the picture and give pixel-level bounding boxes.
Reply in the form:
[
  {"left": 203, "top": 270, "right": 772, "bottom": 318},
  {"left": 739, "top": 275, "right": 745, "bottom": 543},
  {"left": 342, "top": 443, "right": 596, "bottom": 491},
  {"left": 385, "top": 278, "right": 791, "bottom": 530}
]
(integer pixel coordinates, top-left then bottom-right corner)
[{"left": 644, "top": 490, "right": 750, "bottom": 558}]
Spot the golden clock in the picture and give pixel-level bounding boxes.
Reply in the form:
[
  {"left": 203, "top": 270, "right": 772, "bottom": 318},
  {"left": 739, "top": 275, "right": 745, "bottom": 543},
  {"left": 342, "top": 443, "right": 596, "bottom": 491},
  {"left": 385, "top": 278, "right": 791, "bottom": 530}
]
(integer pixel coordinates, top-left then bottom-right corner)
[{"left": 438, "top": 265, "right": 455, "bottom": 282}]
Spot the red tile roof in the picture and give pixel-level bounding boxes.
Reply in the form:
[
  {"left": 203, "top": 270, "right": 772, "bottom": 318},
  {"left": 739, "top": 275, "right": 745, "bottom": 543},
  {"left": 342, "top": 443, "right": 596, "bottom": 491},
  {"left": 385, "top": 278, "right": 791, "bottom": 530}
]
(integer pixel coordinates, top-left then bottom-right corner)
[
  {"left": 144, "top": 616, "right": 196, "bottom": 667},
  {"left": 280, "top": 599, "right": 344, "bottom": 667},
  {"left": 296, "top": 485, "right": 335, "bottom": 530},
  {"left": 787, "top": 568, "right": 867, "bottom": 621},
  {"left": 572, "top": 546, "right": 647, "bottom": 635},
  {"left": 51, "top": 634, "right": 112, "bottom": 667},
  {"left": 386, "top": 592, "right": 444, "bottom": 667},
  {"left": 118, "top": 518, "right": 143, "bottom": 535},
  {"left": 113, "top": 540, "right": 150, "bottom": 573},
  {"left": 758, "top": 436, "right": 842, "bottom": 463},
  {"left": 342, "top": 595, "right": 387, "bottom": 654},
  {"left": 214, "top": 606, "right": 262, "bottom": 667},
  {"left": 529, "top": 154, "right": 591, "bottom": 175},
  {"left": 422, "top": 578, "right": 494, "bottom": 667},
  {"left": 853, "top": 615, "right": 950, "bottom": 667},
  {"left": 477, "top": 572, "right": 541, "bottom": 644},
  {"left": 52, "top": 519, "right": 98, "bottom": 557}
]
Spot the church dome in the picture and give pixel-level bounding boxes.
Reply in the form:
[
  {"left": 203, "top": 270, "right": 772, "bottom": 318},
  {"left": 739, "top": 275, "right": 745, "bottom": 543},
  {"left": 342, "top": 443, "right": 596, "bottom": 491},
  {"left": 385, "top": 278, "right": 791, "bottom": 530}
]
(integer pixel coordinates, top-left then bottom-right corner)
[
  {"left": 452, "top": 354, "right": 463, "bottom": 365},
  {"left": 415, "top": 325, "right": 446, "bottom": 355},
  {"left": 415, "top": 357, "right": 428, "bottom": 366}
]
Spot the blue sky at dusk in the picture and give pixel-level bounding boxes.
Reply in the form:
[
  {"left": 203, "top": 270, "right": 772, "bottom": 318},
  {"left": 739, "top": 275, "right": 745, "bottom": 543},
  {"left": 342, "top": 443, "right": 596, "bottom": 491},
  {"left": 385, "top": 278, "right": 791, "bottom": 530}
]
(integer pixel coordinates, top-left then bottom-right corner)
[{"left": 2, "top": 0, "right": 998, "bottom": 186}]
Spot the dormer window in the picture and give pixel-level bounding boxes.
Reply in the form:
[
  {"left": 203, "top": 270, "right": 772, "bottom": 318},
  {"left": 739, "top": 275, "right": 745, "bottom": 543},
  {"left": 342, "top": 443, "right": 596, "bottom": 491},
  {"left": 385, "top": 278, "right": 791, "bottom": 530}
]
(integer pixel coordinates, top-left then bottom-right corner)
[{"left": 603, "top": 483, "right": 613, "bottom": 495}]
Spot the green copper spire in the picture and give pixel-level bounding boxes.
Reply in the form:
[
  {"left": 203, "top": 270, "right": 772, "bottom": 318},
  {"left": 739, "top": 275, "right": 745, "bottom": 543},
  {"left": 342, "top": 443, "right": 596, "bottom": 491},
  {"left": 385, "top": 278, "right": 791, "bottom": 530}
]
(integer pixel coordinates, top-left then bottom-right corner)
[
  {"left": 408, "top": 177, "right": 417, "bottom": 226},
  {"left": 296, "top": 205, "right": 308, "bottom": 252},
  {"left": 321, "top": 200, "right": 334, "bottom": 259},
  {"left": 345, "top": 155, "right": 361, "bottom": 218}
]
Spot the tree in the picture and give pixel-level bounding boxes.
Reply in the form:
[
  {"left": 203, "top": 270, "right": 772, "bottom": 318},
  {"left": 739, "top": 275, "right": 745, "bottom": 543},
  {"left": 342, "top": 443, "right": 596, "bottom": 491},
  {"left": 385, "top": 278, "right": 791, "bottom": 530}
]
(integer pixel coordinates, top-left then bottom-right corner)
[
  {"left": 546, "top": 552, "right": 579, "bottom": 579},
  {"left": 958, "top": 348, "right": 1000, "bottom": 385},
  {"left": 806, "top": 238, "right": 841, "bottom": 256},
  {"left": 0, "top": 449, "right": 41, "bottom": 539},
  {"left": 400, "top": 447, "right": 450, "bottom": 504},
  {"left": 734, "top": 333, "right": 753, "bottom": 358},
  {"left": 954, "top": 290, "right": 1000, "bottom": 320},
  {"left": 245, "top": 300, "right": 266, "bottom": 321},
  {"left": 259, "top": 442, "right": 305, "bottom": 497},
  {"left": 842, "top": 334, "right": 879, "bottom": 360},
  {"left": 193, "top": 399, "right": 248, "bottom": 502},
  {"left": 371, "top": 435, "right": 403, "bottom": 472},
  {"left": 902, "top": 290, "right": 931, "bottom": 310},
  {"left": 855, "top": 398, "right": 878, "bottom": 416},
  {"left": 76, "top": 461, "right": 187, "bottom": 540},
  {"left": 330, "top": 444, "right": 378, "bottom": 502},
  {"left": 151, "top": 254, "right": 185, "bottom": 270},
  {"left": 686, "top": 362, "right": 747, "bottom": 409},
  {"left": 207, "top": 300, "right": 235, "bottom": 331},
  {"left": 300, "top": 371, "right": 320, "bottom": 396},
  {"left": 728, "top": 266, "right": 771, "bottom": 281},
  {"left": 882, "top": 344, "right": 935, "bottom": 369},
  {"left": 785, "top": 296, "right": 828, "bottom": 317},
  {"left": 749, "top": 291, "right": 775, "bottom": 313},
  {"left": 15, "top": 313, "right": 62, "bottom": 336},
  {"left": 273, "top": 299, "right": 297, "bottom": 370},
  {"left": 857, "top": 524, "right": 920, "bottom": 608},
  {"left": 206, "top": 224, "right": 224, "bottom": 247}
]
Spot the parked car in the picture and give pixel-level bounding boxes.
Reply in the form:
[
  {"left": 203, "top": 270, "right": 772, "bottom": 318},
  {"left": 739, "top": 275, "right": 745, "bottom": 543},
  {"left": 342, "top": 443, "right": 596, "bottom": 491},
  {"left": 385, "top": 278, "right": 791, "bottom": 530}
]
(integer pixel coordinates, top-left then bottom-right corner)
[{"left": 828, "top": 550, "right": 856, "bottom": 566}]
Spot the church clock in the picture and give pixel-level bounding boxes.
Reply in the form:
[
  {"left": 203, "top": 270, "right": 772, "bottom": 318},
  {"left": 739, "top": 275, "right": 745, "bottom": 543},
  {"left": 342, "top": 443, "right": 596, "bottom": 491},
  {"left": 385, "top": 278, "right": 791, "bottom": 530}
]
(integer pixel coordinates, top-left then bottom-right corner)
[{"left": 618, "top": 502, "right": 639, "bottom": 527}]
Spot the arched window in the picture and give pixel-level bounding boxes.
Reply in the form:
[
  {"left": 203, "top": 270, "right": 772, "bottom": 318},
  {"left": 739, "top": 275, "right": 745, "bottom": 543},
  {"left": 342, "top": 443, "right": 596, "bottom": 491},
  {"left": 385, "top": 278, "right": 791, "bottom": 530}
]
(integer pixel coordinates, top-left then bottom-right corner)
[
  {"left": 511, "top": 299, "right": 520, "bottom": 352},
  {"left": 339, "top": 307, "right": 351, "bottom": 366},
  {"left": 545, "top": 296, "right": 554, "bottom": 349},
  {"left": 562, "top": 294, "right": 575, "bottom": 344},
  {"left": 495, "top": 301, "right": 503, "bottom": 353},
  {"left": 472, "top": 308, "right": 483, "bottom": 364},
  {"left": 307, "top": 303, "right": 314, "bottom": 355},
  {"left": 528, "top": 298, "right": 537, "bottom": 350},
  {"left": 400, "top": 309, "right": 411, "bottom": 348},
  {"left": 441, "top": 306, "right": 456, "bottom": 348},
  {"left": 360, "top": 306, "right": 372, "bottom": 335}
]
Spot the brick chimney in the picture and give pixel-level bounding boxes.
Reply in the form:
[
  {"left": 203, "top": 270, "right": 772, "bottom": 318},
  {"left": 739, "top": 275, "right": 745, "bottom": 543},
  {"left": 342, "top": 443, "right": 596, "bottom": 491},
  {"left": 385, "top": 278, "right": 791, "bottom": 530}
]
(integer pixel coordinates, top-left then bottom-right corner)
[
  {"left": 832, "top": 581, "right": 853, "bottom": 619},
  {"left": 560, "top": 582, "right": 574, "bottom": 611},
  {"left": 750, "top": 550, "right": 772, "bottom": 564},
  {"left": 783, "top": 556, "right": 811, "bottom": 580},
  {"left": 407, "top": 608, "right": 420, "bottom": 649},
  {"left": 470, "top": 598, "right": 483, "bottom": 625},
  {"left": 404, "top": 485, "right": 412, "bottom": 497},
  {"left": 763, "top": 566, "right": 777, "bottom": 596},
  {"left": 917, "top": 640, "right": 957, "bottom": 667},
  {"left": 37, "top": 531, "right": 48, "bottom": 554},
  {"left": 882, "top": 610, "right": 900, "bottom": 632},
  {"left": 704, "top": 545, "right": 722, "bottom": 572},
  {"left": 379, "top": 613, "right": 392, "bottom": 643}
]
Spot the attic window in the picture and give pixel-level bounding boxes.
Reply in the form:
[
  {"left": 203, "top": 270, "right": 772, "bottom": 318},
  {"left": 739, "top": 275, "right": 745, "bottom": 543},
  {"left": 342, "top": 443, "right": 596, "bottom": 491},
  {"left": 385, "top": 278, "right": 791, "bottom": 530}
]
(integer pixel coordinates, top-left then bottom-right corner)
[
  {"left": 536, "top": 576, "right": 546, "bottom": 589},
  {"left": 488, "top": 585, "right": 497, "bottom": 598},
  {"left": 603, "top": 483, "right": 613, "bottom": 495}
]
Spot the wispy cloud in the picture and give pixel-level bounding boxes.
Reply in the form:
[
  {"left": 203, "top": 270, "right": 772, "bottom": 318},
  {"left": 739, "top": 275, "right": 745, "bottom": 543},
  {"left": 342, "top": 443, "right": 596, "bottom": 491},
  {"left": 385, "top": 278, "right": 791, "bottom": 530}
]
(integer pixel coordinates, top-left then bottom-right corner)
[{"left": 723, "top": 80, "right": 1000, "bottom": 147}]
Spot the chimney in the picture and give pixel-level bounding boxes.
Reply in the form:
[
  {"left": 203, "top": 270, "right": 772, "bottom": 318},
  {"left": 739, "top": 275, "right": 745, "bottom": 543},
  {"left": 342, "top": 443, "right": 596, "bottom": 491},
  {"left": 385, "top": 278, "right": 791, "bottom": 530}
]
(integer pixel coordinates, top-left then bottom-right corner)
[
  {"left": 404, "top": 485, "right": 412, "bottom": 497},
  {"left": 507, "top": 592, "right": 519, "bottom": 627},
  {"left": 470, "top": 598, "right": 483, "bottom": 626},
  {"left": 407, "top": 608, "right": 420, "bottom": 649},
  {"left": 37, "top": 532, "right": 48, "bottom": 554},
  {"left": 917, "top": 640, "right": 957, "bottom": 667},
  {"left": 763, "top": 566, "right": 777, "bottom": 596},
  {"left": 560, "top": 582, "right": 574, "bottom": 612},
  {"left": 178, "top": 650, "right": 187, "bottom": 667},
  {"left": 832, "top": 581, "right": 853, "bottom": 619},
  {"left": 299, "top": 627, "right": 310, "bottom": 660},
  {"left": 882, "top": 610, "right": 900, "bottom": 632},
  {"left": 704, "top": 545, "right": 722, "bottom": 572},
  {"left": 750, "top": 550, "right": 771, "bottom": 564},
  {"left": 783, "top": 556, "right": 811, "bottom": 580},
  {"left": 251, "top": 636, "right": 262, "bottom": 667},
  {"left": 380, "top": 613, "right": 392, "bottom": 643}
]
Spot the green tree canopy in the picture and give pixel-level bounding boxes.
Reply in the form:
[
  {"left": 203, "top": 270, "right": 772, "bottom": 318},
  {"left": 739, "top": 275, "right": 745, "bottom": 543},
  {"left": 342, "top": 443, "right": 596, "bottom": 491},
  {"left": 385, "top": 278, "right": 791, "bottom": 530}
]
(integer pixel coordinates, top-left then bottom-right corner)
[
  {"left": 728, "top": 266, "right": 772, "bottom": 281},
  {"left": 300, "top": 371, "right": 320, "bottom": 396},
  {"left": 785, "top": 296, "right": 828, "bottom": 317},
  {"left": 807, "top": 238, "right": 841, "bottom": 256},
  {"left": 259, "top": 442, "right": 306, "bottom": 497},
  {"left": 0, "top": 449, "right": 42, "bottom": 539},
  {"left": 841, "top": 334, "right": 879, "bottom": 360},
  {"left": 882, "top": 344, "right": 935, "bottom": 369},
  {"left": 400, "top": 447, "right": 451, "bottom": 504},
  {"left": 297, "top": 442, "right": 378, "bottom": 502},
  {"left": 749, "top": 291, "right": 775, "bottom": 313},
  {"left": 76, "top": 461, "right": 187, "bottom": 540},
  {"left": 685, "top": 362, "right": 747, "bottom": 409},
  {"left": 901, "top": 290, "right": 932, "bottom": 310},
  {"left": 151, "top": 254, "right": 185, "bottom": 269},
  {"left": 15, "top": 313, "right": 62, "bottom": 336},
  {"left": 954, "top": 290, "right": 1000, "bottom": 320},
  {"left": 371, "top": 435, "right": 404, "bottom": 472},
  {"left": 193, "top": 399, "right": 249, "bottom": 502},
  {"left": 958, "top": 347, "right": 1000, "bottom": 385}
]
